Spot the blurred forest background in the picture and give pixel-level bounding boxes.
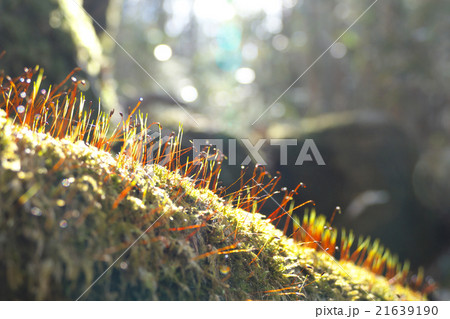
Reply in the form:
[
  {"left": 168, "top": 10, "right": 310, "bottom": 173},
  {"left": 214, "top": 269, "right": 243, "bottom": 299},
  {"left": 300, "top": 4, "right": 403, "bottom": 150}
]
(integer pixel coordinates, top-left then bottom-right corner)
[{"left": 1, "top": 0, "right": 449, "bottom": 298}]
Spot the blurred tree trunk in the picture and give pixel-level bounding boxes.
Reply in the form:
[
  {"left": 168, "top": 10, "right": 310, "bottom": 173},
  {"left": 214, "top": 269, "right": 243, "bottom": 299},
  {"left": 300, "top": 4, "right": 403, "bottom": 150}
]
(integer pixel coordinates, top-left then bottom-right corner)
[
  {"left": 0, "top": 0, "right": 78, "bottom": 84},
  {"left": 83, "top": 0, "right": 111, "bottom": 34},
  {"left": 57, "top": 0, "right": 122, "bottom": 116},
  {"left": 0, "top": 0, "right": 122, "bottom": 115}
]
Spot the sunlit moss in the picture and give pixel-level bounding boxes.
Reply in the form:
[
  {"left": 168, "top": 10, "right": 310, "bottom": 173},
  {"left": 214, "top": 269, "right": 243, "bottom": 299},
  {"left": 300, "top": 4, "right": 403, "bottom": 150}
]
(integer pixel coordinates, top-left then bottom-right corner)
[{"left": 0, "top": 109, "right": 425, "bottom": 300}]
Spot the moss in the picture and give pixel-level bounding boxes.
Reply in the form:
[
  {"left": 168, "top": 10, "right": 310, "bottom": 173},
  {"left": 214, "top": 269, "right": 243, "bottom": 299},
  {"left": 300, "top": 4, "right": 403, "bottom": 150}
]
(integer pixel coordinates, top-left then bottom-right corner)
[{"left": 0, "top": 110, "right": 424, "bottom": 300}]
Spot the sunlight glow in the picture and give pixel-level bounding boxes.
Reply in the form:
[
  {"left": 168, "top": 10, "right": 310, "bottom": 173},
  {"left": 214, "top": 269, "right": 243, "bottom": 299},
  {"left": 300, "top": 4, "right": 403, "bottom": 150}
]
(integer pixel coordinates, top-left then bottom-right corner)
[
  {"left": 283, "top": 0, "right": 300, "bottom": 9},
  {"left": 194, "top": 0, "right": 235, "bottom": 22},
  {"left": 233, "top": 0, "right": 264, "bottom": 17}
]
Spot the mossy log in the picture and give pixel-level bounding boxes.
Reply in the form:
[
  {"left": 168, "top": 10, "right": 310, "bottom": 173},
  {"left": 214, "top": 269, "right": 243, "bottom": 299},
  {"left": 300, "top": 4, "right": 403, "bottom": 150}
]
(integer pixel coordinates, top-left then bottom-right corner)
[{"left": 0, "top": 110, "right": 424, "bottom": 300}]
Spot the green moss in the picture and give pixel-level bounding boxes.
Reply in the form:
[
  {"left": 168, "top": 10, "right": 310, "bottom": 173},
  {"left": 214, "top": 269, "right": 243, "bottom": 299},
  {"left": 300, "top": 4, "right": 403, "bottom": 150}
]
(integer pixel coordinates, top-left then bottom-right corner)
[{"left": 0, "top": 110, "right": 424, "bottom": 300}]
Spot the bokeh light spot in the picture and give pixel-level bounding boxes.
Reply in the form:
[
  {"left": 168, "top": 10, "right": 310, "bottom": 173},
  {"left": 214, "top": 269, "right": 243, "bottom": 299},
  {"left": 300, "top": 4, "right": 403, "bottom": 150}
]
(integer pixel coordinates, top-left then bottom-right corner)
[
  {"left": 154, "top": 44, "right": 173, "bottom": 61},
  {"left": 180, "top": 85, "right": 198, "bottom": 103},
  {"left": 272, "top": 34, "right": 289, "bottom": 51},
  {"left": 330, "top": 42, "right": 347, "bottom": 59},
  {"left": 235, "top": 68, "right": 255, "bottom": 84}
]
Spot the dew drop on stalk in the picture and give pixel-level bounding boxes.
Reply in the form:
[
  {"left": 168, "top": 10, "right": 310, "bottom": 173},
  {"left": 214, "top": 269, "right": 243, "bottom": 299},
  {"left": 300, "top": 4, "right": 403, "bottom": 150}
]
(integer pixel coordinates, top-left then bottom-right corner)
[
  {"left": 19, "top": 92, "right": 26, "bottom": 98},
  {"left": 61, "top": 177, "right": 75, "bottom": 187},
  {"left": 30, "top": 207, "right": 42, "bottom": 216},
  {"left": 56, "top": 199, "right": 66, "bottom": 207},
  {"left": 61, "top": 179, "right": 70, "bottom": 187},
  {"left": 71, "top": 210, "right": 80, "bottom": 218},
  {"left": 120, "top": 262, "right": 128, "bottom": 270},
  {"left": 219, "top": 264, "right": 231, "bottom": 275},
  {"left": 26, "top": 79, "right": 31, "bottom": 84},
  {"left": 17, "top": 105, "right": 25, "bottom": 113},
  {"left": 59, "top": 220, "right": 68, "bottom": 228},
  {"left": 19, "top": 78, "right": 24, "bottom": 83}
]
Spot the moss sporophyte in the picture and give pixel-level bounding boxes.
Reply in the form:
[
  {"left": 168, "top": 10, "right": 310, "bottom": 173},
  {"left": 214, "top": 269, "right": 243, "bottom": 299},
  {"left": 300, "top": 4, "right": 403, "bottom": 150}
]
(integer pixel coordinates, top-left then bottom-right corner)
[{"left": 0, "top": 66, "right": 435, "bottom": 300}]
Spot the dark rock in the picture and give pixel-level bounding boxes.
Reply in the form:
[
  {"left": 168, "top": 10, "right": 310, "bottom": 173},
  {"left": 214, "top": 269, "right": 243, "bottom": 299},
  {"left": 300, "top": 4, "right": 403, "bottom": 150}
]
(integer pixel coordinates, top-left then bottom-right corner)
[{"left": 266, "top": 121, "right": 445, "bottom": 267}]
